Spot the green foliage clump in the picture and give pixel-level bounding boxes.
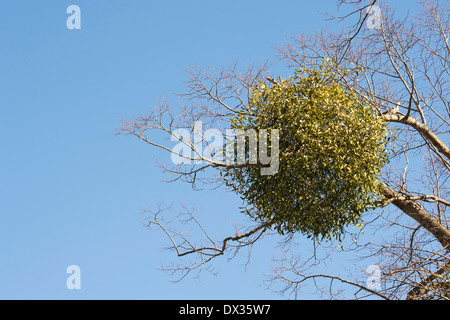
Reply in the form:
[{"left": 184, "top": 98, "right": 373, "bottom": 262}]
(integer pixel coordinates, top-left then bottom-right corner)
[{"left": 223, "top": 65, "right": 392, "bottom": 241}]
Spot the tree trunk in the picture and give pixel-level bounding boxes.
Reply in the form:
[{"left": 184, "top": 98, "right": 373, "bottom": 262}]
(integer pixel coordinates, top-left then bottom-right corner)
[{"left": 379, "top": 182, "right": 450, "bottom": 251}]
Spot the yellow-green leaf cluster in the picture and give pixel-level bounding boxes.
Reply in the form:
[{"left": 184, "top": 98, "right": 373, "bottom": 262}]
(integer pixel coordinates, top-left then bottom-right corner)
[{"left": 223, "top": 65, "right": 391, "bottom": 241}]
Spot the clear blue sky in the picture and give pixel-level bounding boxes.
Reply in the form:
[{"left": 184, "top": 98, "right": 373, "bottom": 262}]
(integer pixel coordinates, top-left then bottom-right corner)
[{"left": 0, "top": 0, "right": 422, "bottom": 299}]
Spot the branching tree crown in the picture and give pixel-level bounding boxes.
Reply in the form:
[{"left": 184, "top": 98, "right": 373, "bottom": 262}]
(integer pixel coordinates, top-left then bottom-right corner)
[{"left": 118, "top": 0, "right": 450, "bottom": 300}]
